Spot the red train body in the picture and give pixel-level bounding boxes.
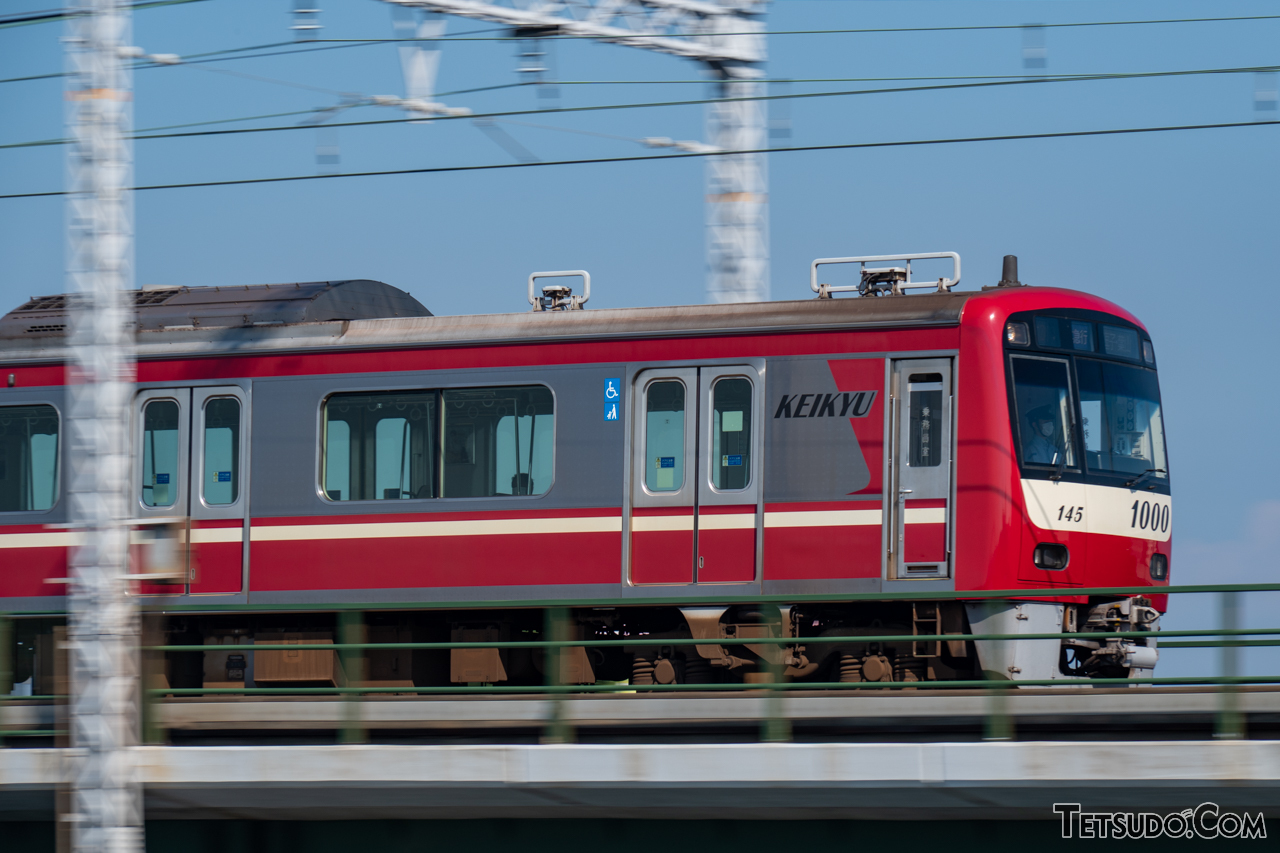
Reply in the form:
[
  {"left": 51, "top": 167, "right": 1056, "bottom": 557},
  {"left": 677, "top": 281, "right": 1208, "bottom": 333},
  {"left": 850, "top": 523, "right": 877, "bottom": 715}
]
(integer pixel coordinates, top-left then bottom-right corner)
[{"left": 0, "top": 258, "right": 1170, "bottom": 688}]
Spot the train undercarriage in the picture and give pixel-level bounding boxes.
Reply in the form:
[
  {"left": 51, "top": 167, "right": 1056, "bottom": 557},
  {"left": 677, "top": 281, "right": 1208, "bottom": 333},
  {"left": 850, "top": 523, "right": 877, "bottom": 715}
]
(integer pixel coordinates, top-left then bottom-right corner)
[{"left": 4, "top": 598, "right": 1161, "bottom": 696}]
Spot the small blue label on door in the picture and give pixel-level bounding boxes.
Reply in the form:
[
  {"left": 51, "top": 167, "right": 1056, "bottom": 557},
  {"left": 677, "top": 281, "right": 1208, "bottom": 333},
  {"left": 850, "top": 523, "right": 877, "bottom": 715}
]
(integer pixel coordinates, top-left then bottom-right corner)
[
  {"left": 723, "top": 455, "right": 743, "bottom": 467},
  {"left": 604, "top": 377, "right": 621, "bottom": 421},
  {"left": 154, "top": 473, "right": 169, "bottom": 484},
  {"left": 217, "top": 471, "right": 231, "bottom": 482},
  {"left": 659, "top": 457, "right": 675, "bottom": 468}
]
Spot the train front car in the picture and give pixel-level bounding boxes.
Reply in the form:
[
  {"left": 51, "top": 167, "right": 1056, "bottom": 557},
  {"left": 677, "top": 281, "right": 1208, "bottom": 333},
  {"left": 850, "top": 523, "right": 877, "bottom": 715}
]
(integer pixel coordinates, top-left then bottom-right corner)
[
  {"left": 0, "top": 256, "right": 1171, "bottom": 695},
  {"left": 956, "top": 282, "right": 1170, "bottom": 683}
]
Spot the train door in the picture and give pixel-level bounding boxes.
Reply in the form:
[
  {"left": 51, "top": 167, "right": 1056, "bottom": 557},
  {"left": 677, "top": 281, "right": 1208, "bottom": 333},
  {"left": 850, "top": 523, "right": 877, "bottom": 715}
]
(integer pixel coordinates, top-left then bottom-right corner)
[
  {"left": 888, "top": 359, "right": 952, "bottom": 579},
  {"left": 630, "top": 366, "right": 760, "bottom": 585},
  {"left": 134, "top": 386, "right": 247, "bottom": 595}
]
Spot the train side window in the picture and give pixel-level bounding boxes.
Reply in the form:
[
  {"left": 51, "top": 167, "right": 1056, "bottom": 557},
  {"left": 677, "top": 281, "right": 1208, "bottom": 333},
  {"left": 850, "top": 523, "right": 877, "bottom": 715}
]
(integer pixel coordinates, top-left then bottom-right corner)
[
  {"left": 907, "top": 373, "right": 944, "bottom": 468},
  {"left": 1076, "top": 359, "right": 1168, "bottom": 481},
  {"left": 142, "top": 399, "right": 181, "bottom": 508},
  {"left": 1009, "top": 357, "right": 1077, "bottom": 471},
  {"left": 202, "top": 397, "right": 240, "bottom": 505},
  {"left": 644, "top": 381, "right": 685, "bottom": 492},
  {"left": 321, "top": 391, "right": 438, "bottom": 501},
  {"left": 711, "top": 378, "right": 751, "bottom": 490},
  {"left": 0, "top": 404, "right": 59, "bottom": 512},
  {"left": 442, "top": 386, "right": 553, "bottom": 498}
]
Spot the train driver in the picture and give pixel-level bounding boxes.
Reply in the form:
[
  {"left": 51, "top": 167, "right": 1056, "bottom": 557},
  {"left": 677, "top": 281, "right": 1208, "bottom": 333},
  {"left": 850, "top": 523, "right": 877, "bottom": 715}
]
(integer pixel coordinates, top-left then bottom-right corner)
[{"left": 1024, "top": 405, "right": 1064, "bottom": 465}]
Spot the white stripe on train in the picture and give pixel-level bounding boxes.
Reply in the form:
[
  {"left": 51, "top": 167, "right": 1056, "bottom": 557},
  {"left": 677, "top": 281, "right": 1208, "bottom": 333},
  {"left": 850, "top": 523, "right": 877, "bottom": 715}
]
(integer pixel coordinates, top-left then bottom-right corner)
[{"left": 0, "top": 508, "right": 949, "bottom": 547}]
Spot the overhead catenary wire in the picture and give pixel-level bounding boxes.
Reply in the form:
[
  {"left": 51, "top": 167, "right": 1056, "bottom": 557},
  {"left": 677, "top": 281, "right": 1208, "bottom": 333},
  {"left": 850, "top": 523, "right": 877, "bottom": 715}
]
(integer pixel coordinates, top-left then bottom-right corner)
[
  {"left": 5, "top": 63, "right": 1279, "bottom": 152},
  {"left": 6, "top": 12, "right": 1280, "bottom": 85},
  {"left": 2, "top": 119, "right": 1277, "bottom": 200}
]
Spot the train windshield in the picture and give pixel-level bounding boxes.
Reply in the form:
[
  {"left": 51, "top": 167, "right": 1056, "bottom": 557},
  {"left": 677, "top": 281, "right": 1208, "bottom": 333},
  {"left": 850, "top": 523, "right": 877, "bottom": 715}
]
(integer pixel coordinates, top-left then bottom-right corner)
[
  {"left": 1010, "top": 356, "right": 1077, "bottom": 470},
  {"left": 1075, "top": 359, "right": 1168, "bottom": 481}
]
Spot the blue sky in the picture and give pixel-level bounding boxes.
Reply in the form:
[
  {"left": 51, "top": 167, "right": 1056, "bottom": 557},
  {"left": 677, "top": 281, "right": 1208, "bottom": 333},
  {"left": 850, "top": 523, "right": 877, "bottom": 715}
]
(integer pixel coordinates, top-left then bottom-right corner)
[{"left": 2, "top": 1, "right": 1278, "bottom": 670}]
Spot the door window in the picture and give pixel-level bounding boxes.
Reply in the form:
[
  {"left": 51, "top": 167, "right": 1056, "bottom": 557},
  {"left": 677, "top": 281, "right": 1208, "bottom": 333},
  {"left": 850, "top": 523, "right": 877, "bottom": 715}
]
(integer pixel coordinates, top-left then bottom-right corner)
[
  {"left": 711, "top": 378, "right": 752, "bottom": 490},
  {"left": 644, "top": 381, "right": 685, "bottom": 492},
  {"left": 1010, "top": 357, "right": 1077, "bottom": 470},
  {"left": 202, "top": 397, "right": 241, "bottom": 505},
  {"left": 907, "top": 373, "right": 943, "bottom": 468},
  {"left": 142, "top": 399, "right": 181, "bottom": 508}
]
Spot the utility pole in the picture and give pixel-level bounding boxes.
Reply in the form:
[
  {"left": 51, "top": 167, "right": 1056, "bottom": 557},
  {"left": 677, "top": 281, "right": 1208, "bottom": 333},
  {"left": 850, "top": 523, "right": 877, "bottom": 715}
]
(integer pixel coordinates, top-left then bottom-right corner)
[
  {"left": 382, "top": 0, "right": 769, "bottom": 303},
  {"left": 65, "top": 1, "right": 142, "bottom": 850}
]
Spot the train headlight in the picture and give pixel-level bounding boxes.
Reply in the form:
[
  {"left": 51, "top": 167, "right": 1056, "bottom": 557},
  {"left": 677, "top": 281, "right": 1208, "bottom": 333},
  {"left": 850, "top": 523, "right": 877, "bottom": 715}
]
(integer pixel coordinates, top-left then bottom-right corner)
[
  {"left": 1150, "top": 553, "right": 1169, "bottom": 580},
  {"left": 1005, "top": 321, "right": 1030, "bottom": 346},
  {"left": 1033, "top": 542, "right": 1069, "bottom": 570}
]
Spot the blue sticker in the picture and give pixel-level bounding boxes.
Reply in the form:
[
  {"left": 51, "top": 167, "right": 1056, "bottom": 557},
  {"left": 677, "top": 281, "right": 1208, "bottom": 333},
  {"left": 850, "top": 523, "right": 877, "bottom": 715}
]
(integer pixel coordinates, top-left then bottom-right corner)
[
  {"left": 603, "top": 377, "right": 621, "bottom": 421},
  {"left": 155, "top": 473, "right": 170, "bottom": 485},
  {"left": 659, "top": 457, "right": 675, "bottom": 469},
  {"left": 724, "top": 455, "right": 743, "bottom": 467},
  {"left": 217, "top": 471, "right": 231, "bottom": 482}
]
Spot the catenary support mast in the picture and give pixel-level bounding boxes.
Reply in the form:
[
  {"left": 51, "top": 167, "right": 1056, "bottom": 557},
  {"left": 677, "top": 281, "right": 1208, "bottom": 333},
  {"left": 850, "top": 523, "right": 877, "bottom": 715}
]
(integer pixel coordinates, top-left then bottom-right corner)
[
  {"left": 382, "top": 0, "right": 769, "bottom": 302},
  {"left": 65, "top": 1, "right": 142, "bottom": 850}
]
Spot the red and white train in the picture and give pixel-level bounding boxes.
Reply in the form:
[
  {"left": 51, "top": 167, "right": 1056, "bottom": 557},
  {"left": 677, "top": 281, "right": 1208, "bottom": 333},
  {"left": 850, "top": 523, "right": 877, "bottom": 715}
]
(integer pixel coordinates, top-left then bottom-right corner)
[{"left": 0, "top": 253, "right": 1168, "bottom": 690}]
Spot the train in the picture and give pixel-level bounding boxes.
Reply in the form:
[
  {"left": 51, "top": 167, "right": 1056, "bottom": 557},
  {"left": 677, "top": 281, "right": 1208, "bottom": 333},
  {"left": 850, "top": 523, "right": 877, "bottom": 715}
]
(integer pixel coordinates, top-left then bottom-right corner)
[{"left": 0, "top": 252, "right": 1169, "bottom": 692}]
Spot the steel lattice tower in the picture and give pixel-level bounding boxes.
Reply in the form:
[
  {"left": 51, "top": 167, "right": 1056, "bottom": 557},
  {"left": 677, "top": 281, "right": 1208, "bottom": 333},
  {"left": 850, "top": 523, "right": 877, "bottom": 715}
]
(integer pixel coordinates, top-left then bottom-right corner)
[
  {"left": 65, "top": 1, "right": 142, "bottom": 850},
  {"left": 383, "top": 0, "right": 770, "bottom": 303}
]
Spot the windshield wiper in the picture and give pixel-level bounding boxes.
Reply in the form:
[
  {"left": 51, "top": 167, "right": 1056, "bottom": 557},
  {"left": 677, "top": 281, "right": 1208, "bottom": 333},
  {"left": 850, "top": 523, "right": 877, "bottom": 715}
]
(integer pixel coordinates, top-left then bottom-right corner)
[
  {"left": 1124, "top": 468, "right": 1166, "bottom": 489},
  {"left": 1050, "top": 420, "right": 1076, "bottom": 482}
]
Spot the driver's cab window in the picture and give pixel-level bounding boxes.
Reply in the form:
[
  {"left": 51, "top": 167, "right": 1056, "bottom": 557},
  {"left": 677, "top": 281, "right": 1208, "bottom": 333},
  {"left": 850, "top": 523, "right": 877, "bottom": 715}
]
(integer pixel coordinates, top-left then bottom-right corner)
[{"left": 1010, "top": 356, "right": 1076, "bottom": 471}]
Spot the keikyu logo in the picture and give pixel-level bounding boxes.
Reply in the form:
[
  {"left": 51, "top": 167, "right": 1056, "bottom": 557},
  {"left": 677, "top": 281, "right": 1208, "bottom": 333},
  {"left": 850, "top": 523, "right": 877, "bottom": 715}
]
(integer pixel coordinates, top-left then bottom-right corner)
[{"left": 773, "top": 391, "right": 877, "bottom": 419}]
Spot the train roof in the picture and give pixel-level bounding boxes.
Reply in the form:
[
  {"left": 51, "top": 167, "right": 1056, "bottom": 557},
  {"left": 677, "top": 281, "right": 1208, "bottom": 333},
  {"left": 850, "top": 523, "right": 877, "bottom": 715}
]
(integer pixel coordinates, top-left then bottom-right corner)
[{"left": 0, "top": 278, "right": 1137, "bottom": 364}]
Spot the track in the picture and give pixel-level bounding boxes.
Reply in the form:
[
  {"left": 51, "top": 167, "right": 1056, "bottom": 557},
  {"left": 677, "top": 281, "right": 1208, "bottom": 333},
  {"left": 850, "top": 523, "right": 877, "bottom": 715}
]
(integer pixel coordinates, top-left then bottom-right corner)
[{"left": 7, "top": 686, "right": 1279, "bottom": 744}]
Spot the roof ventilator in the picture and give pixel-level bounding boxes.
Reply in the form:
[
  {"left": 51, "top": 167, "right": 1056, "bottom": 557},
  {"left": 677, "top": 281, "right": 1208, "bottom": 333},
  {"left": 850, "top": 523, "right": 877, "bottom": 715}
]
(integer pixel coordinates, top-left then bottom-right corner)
[
  {"left": 811, "top": 252, "right": 961, "bottom": 298},
  {"left": 529, "top": 270, "right": 590, "bottom": 311}
]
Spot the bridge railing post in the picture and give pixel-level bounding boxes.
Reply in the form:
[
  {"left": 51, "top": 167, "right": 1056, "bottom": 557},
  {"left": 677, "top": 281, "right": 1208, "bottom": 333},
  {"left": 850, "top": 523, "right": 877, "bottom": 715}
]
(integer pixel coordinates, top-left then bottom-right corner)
[
  {"left": 339, "top": 611, "right": 367, "bottom": 744},
  {"left": 542, "top": 607, "right": 572, "bottom": 744},
  {"left": 984, "top": 599, "right": 1014, "bottom": 741},
  {"left": 1215, "top": 591, "right": 1244, "bottom": 740},
  {"left": 0, "top": 614, "right": 10, "bottom": 748}
]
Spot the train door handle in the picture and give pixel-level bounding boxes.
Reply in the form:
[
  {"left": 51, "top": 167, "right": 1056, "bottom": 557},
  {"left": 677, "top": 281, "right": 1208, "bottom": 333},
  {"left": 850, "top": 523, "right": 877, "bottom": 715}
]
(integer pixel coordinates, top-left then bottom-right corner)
[{"left": 896, "top": 490, "right": 912, "bottom": 561}]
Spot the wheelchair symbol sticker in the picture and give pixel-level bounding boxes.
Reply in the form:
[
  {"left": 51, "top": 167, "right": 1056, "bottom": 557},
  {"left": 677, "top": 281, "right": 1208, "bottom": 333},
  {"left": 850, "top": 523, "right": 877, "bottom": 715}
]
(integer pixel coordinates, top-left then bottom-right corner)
[{"left": 604, "top": 378, "right": 621, "bottom": 421}]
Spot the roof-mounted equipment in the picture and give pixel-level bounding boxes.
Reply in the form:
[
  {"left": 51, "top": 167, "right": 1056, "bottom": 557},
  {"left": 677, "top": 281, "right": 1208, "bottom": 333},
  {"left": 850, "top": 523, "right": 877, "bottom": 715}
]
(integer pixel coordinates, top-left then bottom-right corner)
[
  {"left": 529, "top": 270, "right": 590, "bottom": 312},
  {"left": 997, "top": 255, "right": 1023, "bottom": 287},
  {"left": 0, "top": 279, "right": 430, "bottom": 339},
  {"left": 811, "top": 252, "right": 961, "bottom": 298}
]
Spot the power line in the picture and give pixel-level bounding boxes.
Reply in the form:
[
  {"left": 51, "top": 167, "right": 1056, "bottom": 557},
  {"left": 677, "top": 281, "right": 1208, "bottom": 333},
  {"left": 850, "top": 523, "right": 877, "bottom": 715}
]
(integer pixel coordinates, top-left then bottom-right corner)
[
  {"left": 0, "top": 0, "right": 206, "bottom": 29},
  {"left": 3, "top": 119, "right": 1276, "bottom": 200},
  {"left": 0, "top": 28, "right": 509, "bottom": 87},
  {"left": 7, "top": 63, "right": 1278, "bottom": 151}
]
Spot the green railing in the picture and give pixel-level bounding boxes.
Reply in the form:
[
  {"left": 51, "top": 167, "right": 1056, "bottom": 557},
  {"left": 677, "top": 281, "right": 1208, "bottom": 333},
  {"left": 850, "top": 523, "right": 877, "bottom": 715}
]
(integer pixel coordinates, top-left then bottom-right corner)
[{"left": 1, "top": 583, "right": 1275, "bottom": 745}]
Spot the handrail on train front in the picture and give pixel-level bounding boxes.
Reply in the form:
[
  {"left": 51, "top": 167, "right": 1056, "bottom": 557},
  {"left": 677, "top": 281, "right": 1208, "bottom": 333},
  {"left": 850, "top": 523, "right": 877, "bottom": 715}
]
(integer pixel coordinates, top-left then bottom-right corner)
[{"left": 810, "top": 251, "right": 961, "bottom": 296}]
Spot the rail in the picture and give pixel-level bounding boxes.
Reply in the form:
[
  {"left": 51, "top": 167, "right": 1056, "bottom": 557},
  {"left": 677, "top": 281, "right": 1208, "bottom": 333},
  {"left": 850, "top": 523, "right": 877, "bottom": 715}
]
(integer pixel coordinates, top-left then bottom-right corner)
[{"left": 0, "top": 583, "right": 1274, "bottom": 744}]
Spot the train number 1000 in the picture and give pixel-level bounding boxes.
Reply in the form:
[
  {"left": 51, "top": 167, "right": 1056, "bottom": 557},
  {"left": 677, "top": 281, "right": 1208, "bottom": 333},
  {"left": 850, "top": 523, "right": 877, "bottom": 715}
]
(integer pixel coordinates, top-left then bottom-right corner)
[{"left": 1131, "top": 500, "right": 1170, "bottom": 533}]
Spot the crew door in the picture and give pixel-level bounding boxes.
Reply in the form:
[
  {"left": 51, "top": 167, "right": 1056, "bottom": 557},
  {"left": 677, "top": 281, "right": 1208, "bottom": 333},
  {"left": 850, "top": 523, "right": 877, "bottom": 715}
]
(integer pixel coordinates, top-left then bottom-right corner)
[
  {"left": 888, "top": 360, "right": 953, "bottom": 579},
  {"left": 135, "top": 386, "right": 248, "bottom": 595},
  {"left": 630, "top": 366, "right": 760, "bottom": 585}
]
